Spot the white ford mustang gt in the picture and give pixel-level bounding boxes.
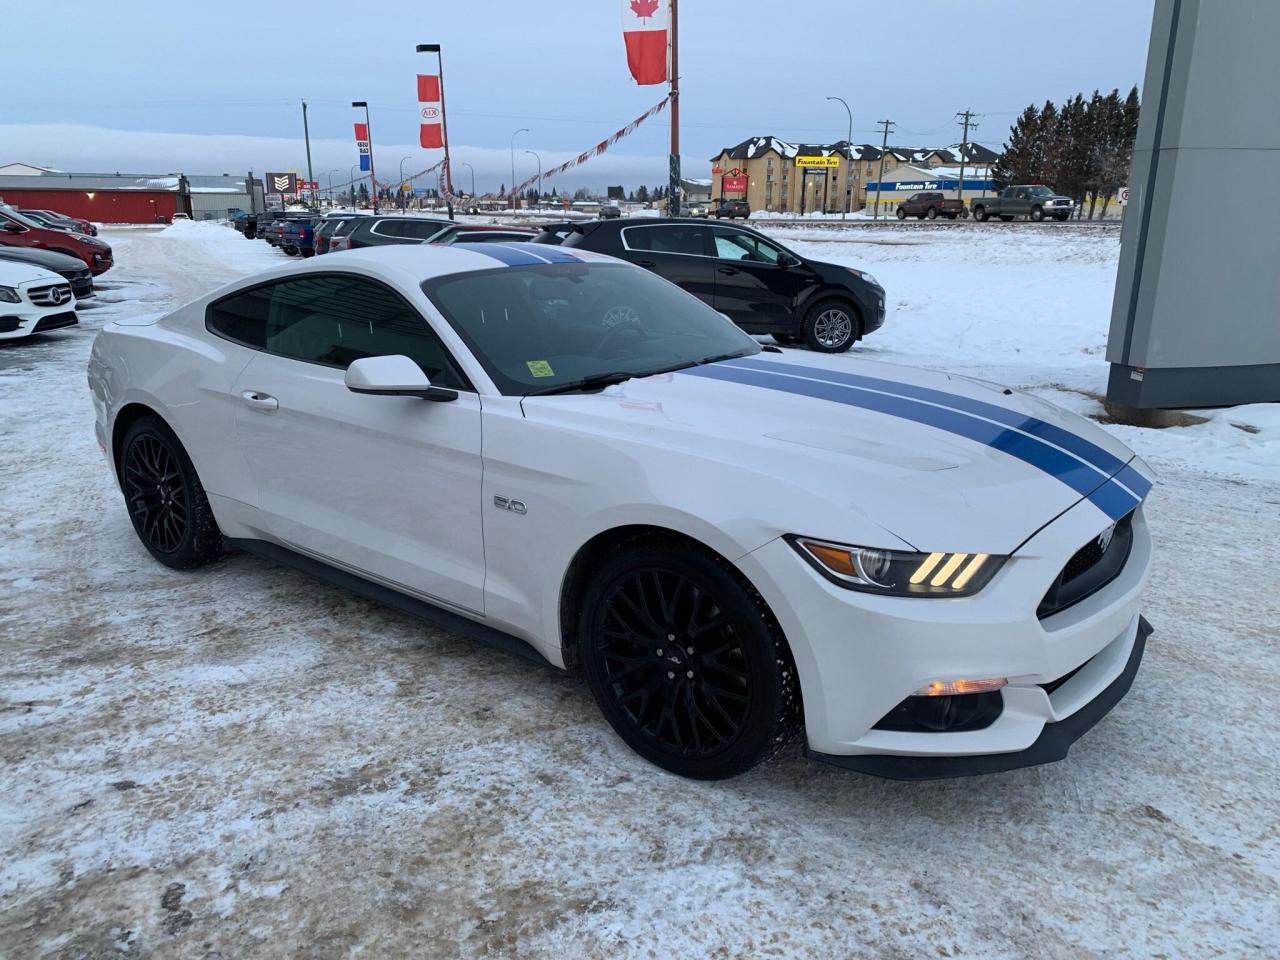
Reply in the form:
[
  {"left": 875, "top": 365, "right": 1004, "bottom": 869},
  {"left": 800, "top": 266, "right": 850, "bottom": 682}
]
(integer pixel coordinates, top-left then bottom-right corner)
[{"left": 88, "top": 242, "right": 1153, "bottom": 781}]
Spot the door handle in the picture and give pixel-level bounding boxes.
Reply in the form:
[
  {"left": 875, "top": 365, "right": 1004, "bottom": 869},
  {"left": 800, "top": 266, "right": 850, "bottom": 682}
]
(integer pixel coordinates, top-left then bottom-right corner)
[
  {"left": 717, "top": 266, "right": 739, "bottom": 275},
  {"left": 241, "top": 390, "right": 278, "bottom": 411}
]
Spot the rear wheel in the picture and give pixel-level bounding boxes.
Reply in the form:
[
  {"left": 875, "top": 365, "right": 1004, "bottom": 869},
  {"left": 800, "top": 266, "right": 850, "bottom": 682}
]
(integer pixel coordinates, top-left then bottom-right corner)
[
  {"left": 1030, "top": 205, "right": 1044, "bottom": 222},
  {"left": 120, "top": 417, "right": 223, "bottom": 570},
  {"left": 973, "top": 205, "right": 989, "bottom": 222},
  {"left": 802, "top": 299, "right": 857, "bottom": 353},
  {"left": 926, "top": 207, "right": 938, "bottom": 220},
  {"left": 579, "top": 538, "right": 799, "bottom": 780}
]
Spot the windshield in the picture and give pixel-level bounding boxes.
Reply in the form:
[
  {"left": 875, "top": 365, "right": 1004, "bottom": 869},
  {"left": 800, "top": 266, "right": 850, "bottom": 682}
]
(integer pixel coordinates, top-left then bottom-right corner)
[
  {"left": 0, "top": 207, "right": 43, "bottom": 229},
  {"left": 423, "top": 262, "right": 759, "bottom": 395},
  {"left": 1028, "top": 186, "right": 1055, "bottom": 197}
]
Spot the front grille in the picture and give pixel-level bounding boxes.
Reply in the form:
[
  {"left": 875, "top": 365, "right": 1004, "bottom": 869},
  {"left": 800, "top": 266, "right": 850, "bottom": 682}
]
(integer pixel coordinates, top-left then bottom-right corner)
[
  {"left": 28, "top": 283, "right": 73, "bottom": 307},
  {"left": 1038, "top": 511, "right": 1134, "bottom": 620}
]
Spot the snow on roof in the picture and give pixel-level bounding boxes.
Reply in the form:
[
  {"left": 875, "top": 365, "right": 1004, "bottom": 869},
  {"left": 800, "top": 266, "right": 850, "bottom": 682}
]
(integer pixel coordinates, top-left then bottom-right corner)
[{"left": 0, "top": 173, "right": 184, "bottom": 192}]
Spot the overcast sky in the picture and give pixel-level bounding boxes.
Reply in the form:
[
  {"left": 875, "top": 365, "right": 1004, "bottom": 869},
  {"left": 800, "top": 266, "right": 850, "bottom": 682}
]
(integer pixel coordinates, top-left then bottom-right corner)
[{"left": 2, "top": 0, "right": 1155, "bottom": 192}]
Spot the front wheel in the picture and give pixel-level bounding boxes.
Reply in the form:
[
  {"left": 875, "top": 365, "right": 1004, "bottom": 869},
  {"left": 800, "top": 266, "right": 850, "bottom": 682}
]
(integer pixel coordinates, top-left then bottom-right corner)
[
  {"left": 802, "top": 299, "right": 857, "bottom": 353},
  {"left": 120, "top": 417, "right": 223, "bottom": 570},
  {"left": 579, "top": 538, "right": 799, "bottom": 780},
  {"left": 896, "top": 207, "right": 907, "bottom": 220}
]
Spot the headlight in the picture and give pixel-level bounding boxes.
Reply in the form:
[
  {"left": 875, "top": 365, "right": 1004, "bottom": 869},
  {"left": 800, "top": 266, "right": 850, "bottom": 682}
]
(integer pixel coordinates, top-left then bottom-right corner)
[
  {"left": 0, "top": 286, "right": 20, "bottom": 303},
  {"left": 788, "top": 536, "right": 1005, "bottom": 597},
  {"left": 847, "top": 267, "right": 880, "bottom": 288}
]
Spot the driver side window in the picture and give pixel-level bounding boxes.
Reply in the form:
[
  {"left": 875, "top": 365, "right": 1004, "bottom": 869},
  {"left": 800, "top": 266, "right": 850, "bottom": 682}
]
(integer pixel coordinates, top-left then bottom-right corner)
[{"left": 711, "top": 227, "right": 781, "bottom": 264}]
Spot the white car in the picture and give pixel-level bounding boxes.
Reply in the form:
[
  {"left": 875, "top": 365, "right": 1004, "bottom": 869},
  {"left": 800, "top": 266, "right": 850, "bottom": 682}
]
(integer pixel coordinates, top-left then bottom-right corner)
[
  {"left": 87, "top": 243, "right": 1154, "bottom": 780},
  {"left": 0, "top": 259, "right": 79, "bottom": 340}
]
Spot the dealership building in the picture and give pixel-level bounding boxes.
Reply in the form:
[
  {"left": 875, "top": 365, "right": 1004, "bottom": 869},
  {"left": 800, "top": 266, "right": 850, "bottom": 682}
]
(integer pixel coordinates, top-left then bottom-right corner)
[
  {"left": 0, "top": 163, "right": 263, "bottom": 223},
  {"left": 708, "top": 138, "right": 999, "bottom": 214}
]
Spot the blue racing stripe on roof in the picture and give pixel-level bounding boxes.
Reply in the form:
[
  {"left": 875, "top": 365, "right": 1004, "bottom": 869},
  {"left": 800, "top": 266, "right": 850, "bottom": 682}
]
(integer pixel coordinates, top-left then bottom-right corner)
[
  {"left": 505, "top": 241, "right": 584, "bottom": 263},
  {"left": 683, "top": 362, "right": 1139, "bottom": 521},
  {"left": 469, "top": 244, "right": 546, "bottom": 267},
  {"left": 728, "top": 357, "right": 1129, "bottom": 478}
]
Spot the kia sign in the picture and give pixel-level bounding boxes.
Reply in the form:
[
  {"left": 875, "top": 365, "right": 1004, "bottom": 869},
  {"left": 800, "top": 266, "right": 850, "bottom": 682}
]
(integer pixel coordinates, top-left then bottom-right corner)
[{"left": 265, "top": 172, "right": 298, "bottom": 195}]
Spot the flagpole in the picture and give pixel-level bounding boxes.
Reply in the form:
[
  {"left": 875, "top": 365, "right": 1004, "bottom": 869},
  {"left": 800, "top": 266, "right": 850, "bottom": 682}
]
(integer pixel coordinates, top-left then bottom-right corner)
[
  {"left": 416, "top": 43, "right": 455, "bottom": 221},
  {"left": 667, "top": 0, "right": 680, "bottom": 217}
]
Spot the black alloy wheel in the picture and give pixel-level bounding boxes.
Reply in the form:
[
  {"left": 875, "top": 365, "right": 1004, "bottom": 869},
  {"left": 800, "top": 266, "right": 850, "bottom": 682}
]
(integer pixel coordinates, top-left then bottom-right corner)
[
  {"left": 580, "top": 539, "right": 798, "bottom": 779},
  {"left": 120, "top": 417, "right": 223, "bottom": 570}
]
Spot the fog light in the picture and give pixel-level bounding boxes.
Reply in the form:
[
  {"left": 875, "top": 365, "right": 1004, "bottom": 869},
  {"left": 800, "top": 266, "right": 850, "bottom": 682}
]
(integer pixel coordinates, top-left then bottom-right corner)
[{"left": 915, "top": 677, "right": 1007, "bottom": 697}]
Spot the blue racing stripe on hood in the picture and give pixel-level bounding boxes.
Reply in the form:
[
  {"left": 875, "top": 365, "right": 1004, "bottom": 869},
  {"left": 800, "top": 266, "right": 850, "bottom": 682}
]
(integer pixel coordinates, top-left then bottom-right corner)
[
  {"left": 727, "top": 357, "right": 1142, "bottom": 491},
  {"left": 683, "top": 362, "right": 1143, "bottom": 521}
]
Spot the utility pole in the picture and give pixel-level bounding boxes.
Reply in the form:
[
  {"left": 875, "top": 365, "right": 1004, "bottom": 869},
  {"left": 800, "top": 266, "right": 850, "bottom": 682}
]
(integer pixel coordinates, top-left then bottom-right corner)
[
  {"left": 300, "top": 100, "right": 315, "bottom": 208},
  {"left": 667, "top": 0, "right": 681, "bottom": 216},
  {"left": 826, "top": 96, "right": 853, "bottom": 219},
  {"left": 352, "top": 101, "right": 378, "bottom": 213},
  {"left": 955, "top": 109, "right": 977, "bottom": 205},
  {"left": 874, "top": 119, "right": 895, "bottom": 220}
]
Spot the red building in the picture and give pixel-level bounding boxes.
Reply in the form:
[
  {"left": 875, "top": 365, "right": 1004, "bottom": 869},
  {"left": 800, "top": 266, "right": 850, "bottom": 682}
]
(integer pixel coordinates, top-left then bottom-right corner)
[{"left": 0, "top": 169, "right": 191, "bottom": 224}]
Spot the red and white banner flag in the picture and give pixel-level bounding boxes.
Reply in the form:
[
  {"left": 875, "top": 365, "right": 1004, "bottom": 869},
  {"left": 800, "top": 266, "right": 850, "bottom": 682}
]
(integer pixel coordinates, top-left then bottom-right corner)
[
  {"left": 621, "top": 0, "right": 667, "bottom": 85},
  {"left": 417, "top": 75, "right": 444, "bottom": 149}
]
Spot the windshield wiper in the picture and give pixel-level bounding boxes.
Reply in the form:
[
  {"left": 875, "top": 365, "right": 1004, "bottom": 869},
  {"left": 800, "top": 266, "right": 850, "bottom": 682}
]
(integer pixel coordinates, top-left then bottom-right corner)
[{"left": 524, "top": 371, "right": 637, "bottom": 397}]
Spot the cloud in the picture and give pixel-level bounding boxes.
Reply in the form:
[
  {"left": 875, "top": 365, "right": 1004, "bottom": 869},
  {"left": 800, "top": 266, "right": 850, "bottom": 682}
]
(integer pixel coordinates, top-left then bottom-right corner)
[{"left": 0, "top": 123, "right": 690, "bottom": 193}]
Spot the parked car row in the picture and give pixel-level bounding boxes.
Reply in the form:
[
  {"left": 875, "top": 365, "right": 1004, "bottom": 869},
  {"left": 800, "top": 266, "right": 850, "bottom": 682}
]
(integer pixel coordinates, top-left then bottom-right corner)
[{"left": 241, "top": 210, "right": 538, "bottom": 257}]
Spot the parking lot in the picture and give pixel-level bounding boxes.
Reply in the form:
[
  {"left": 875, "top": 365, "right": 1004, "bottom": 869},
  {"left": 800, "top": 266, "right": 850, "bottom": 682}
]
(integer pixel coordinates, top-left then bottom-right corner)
[{"left": 1, "top": 223, "right": 1277, "bottom": 958}]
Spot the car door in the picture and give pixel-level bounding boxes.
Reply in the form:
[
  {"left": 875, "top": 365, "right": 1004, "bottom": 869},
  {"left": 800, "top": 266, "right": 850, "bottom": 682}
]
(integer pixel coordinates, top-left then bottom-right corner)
[
  {"left": 224, "top": 272, "right": 487, "bottom": 614},
  {"left": 710, "top": 226, "right": 817, "bottom": 333},
  {"left": 616, "top": 223, "right": 716, "bottom": 304}
]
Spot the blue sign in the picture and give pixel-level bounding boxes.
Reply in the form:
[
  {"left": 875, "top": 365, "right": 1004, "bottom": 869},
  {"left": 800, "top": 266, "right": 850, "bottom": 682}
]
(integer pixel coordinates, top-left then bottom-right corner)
[{"left": 865, "top": 177, "right": 992, "bottom": 193}]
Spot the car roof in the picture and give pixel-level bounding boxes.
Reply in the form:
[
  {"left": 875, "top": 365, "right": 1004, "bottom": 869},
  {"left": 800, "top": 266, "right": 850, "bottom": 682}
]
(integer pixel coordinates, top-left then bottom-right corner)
[{"left": 257, "top": 241, "right": 618, "bottom": 283}]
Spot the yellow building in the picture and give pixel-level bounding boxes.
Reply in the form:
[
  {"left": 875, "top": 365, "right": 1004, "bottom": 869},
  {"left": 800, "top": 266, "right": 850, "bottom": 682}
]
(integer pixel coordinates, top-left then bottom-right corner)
[{"left": 709, "top": 137, "right": 999, "bottom": 214}]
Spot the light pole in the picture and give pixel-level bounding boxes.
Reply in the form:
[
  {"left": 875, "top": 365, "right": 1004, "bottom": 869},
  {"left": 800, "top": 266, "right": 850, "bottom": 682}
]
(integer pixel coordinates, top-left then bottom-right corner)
[
  {"left": 826, "top": 95, "right": 853, "bottom": 219},
  {"left": 326, "top": 169, "right": 340, "bottom": 203},
  {"left": 525, "top": 150, "right": 542, "bottom": 208},
  {"left": 399, "top": 156, "right": 413, "bottom": 211},
  {"left": 352, "top": 101, "right": 378, "bottom": 213},
  {"left": 460, "top": 161, "right": 476, "bottom": 198},
  {"left": 509, "top": 127, "right": 529, "bottom": 210}
]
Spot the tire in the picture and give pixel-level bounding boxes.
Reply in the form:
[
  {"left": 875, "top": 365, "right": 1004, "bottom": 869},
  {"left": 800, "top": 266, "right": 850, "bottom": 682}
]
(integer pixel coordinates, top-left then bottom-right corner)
[
  {"left": 1054, "top": 212, "right": 1070, "bottom": 221},
  {"left": 802, "top": 299, "right": 857, "bottom": 353},
  {"left": 896, "top": 207, "right": 907, "bottom": 220},
  {"left": 926, "top": 207, "right": 938, "bottom": 220},
  {"left": 973, "top": 205, "right": 989, "bottom": 222},
  {"left": 1030, "top": 205, "right": 1044, "bottom": 222},
  {"left": 119, "top": 416, "right": 223, "bottom": 570},
  {"left": 282, "top": 245, "right": 299, "bottom": 256},
  {"left": 578, "top": 537, "right": 799, "bottom": 780}
]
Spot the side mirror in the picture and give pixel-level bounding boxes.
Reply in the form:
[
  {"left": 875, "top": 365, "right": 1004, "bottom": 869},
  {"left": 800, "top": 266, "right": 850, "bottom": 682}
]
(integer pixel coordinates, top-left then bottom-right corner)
[{"left": 345, "top": 355, "right": 457, "bottom": 402}]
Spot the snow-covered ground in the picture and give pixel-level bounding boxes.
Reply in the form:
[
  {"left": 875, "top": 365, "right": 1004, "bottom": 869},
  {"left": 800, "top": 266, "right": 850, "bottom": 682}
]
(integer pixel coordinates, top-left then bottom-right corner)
[{"left": 1, "top": 221, "right": 1276, "bottom": 958}]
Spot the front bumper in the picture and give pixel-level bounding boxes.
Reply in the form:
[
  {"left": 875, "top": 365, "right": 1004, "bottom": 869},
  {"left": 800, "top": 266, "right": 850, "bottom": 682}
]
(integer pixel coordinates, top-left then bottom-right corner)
[
  {"left": 810, "top": 616, "right": 1150, "bottom": 779},
  {"left": 736, "top": 495, "right": 1153, "bottom": 772},
  {"left": 0, "top": 308, "right": 78, "bottom": 339}
]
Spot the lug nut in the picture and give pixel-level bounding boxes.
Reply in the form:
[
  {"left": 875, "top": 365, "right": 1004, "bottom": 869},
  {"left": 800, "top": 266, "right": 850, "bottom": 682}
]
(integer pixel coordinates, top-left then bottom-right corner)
[
  {"left": 655, "top": 648, "right": 663, "bottom": 656},
  {"left": 667, "top": 671, "right": 675, "bottom": 679},
  {"left": 686, "top": 670, "right": 694, "bottom": 679},
  {"left": 667, "top": 633, "right": 676, "bottom": 641},
  {"left": 687, "top": 646, "right": 695, "bottom": 655}
]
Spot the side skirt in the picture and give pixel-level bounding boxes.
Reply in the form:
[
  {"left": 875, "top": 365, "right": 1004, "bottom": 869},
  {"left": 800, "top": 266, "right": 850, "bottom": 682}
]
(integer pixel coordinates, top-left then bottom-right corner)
[{"left": 226, "top": 537, "right": 558, "bottom": 670}]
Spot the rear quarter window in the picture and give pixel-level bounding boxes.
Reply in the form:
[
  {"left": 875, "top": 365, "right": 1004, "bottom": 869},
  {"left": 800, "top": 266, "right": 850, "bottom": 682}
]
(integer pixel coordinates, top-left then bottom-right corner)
[{"left": 207, "top": 285, "right": 271, "bottom": 348}]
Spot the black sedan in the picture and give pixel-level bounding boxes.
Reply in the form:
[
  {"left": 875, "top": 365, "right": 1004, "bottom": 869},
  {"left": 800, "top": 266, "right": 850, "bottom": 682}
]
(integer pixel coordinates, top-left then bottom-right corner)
[
  {"left": 0, "top": 246, "right": 94, "bottom": 298},
  {"left": 531, "top": 218, "right": 884, "bottom": 352}
]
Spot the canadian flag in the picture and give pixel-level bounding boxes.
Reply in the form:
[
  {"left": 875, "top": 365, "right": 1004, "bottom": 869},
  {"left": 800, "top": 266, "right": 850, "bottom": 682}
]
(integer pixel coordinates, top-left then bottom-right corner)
[
  {"left": 621, "top": 0, "right": 667, "bottom": 86},
  {"left": 417, "top": 75, "right": 444, "bottom": 149}
]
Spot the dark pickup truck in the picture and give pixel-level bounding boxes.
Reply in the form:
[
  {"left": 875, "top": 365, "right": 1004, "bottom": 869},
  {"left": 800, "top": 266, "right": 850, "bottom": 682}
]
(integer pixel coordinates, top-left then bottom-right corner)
[
  {"left": 895, "top": 191, "right": 968, "bottom": 220},
  {"left": 971, "top": 185, "right": 1075, "bottom": 222}
]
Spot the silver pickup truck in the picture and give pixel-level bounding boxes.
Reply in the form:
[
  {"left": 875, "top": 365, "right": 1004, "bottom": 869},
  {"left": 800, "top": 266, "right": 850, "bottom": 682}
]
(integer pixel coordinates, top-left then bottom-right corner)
[{"left": 971, "top": 185, "right": 1076, "bottom": 222}]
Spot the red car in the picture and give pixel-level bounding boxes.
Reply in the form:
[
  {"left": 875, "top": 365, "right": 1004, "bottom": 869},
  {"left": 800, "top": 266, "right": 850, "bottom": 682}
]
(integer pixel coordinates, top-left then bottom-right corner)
[
  {"left": 0, "top": 207, "right": 113, "bottom": 275},
  {"left": 20, "top": 209, "right": 98, "bottom": 236}
]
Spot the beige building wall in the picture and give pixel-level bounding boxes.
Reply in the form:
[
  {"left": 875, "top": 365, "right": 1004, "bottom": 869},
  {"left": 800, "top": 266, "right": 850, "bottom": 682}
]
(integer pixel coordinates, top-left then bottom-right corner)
[{"left": 711, "top": 149, "right": 914, "bottom": 214}]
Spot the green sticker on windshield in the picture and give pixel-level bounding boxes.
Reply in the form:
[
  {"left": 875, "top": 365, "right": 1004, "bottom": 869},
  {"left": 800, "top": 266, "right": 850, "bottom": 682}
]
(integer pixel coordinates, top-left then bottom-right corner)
[{"left": 526, "top": 360, "right": 555, "bottom": 378}]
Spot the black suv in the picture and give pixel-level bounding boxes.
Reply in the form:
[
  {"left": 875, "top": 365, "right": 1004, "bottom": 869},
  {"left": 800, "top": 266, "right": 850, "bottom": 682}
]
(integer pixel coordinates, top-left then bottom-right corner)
[
  {"left": 339, "top": 216, "right": 454, "bottom": 250},
  {"left": 531, "top": 218, "right": 884, "bottom": 352},
  {"left": 713, "top": 199, "right": 750, "bottom": 219}
]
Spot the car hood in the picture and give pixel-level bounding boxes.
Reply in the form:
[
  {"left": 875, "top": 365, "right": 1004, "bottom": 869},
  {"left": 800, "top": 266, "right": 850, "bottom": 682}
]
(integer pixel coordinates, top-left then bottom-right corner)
[
  {"left": 0, "top": 259, "right": 63, "bottom": 286},
  {"left": 521, "top": 353, "right": 1148, "bottom": 555}
]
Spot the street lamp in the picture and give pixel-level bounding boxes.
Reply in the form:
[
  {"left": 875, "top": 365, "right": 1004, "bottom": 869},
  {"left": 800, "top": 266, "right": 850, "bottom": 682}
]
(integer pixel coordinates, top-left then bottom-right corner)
[
  {"left": 399, "top": 155, "right": 413, "bottom": 210},
  {"left": 525, "top": 150, "right": 542, "bottom": 208},
  {"left": 326, "top": 169, "right": 341, "bottom": 203},
  {"left": 352, "top": 101, "right": 378, "bottom": 213},
  {"left": 510, "top": 127, "right": 529, "bottom": 210},
  {"left": 460, "top": 161, "right": 476, "bottom": 198},
  {"left": 826, "top": 95, "right": 853, "bottom": 219}
]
